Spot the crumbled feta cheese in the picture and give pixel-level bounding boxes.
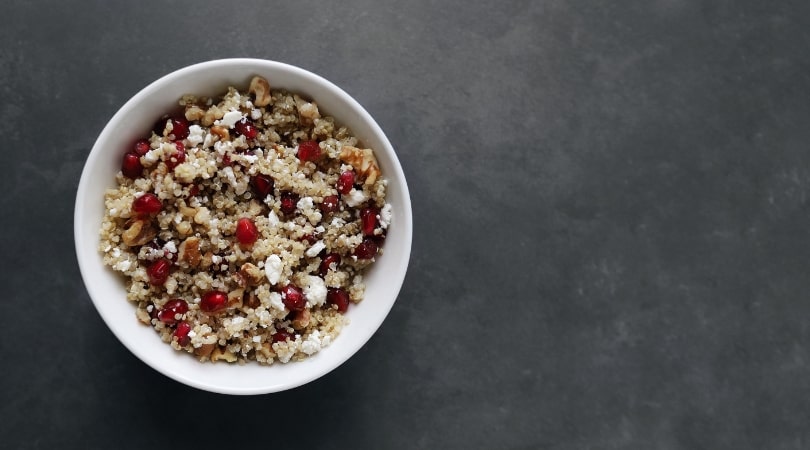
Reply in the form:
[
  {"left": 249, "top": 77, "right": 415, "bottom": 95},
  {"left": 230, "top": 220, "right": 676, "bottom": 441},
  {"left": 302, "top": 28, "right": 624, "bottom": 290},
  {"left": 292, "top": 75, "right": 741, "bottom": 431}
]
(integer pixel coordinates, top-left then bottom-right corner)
[
  {"left": 252, "top": 335, "right": 261, "bottom": 343},
  {"left": 217, "top": 110, "right": 244, "bottom": 128},
  {"left": 306, "top": 240, "right": 326, "bottom": 257},
  {"left": 265, "top": 255, "right": 282, "bottom": 285},
  {"left": 163, "top": 241, "right": 177, "bottom": 253},
  {"left": 113, "top": 260, "right": 131, "bottom": 271},
  {"left": 303, "top": 275, "right": 327, "bottom": 307},
  {"left": 267, "top": 210, "right": 280, "bottom": 227},
  {"left": 268, "top": 292, "right": 285, "bottom": 311},
  {"left": 250, "top": 109, "right": 262, "bottom": 120},
  {"left": 143, "top": 150, "right": 160, "bottom": 164},
  {"left": 301, "top": 330, "right": 322, "bottom": 355},
  {"left": 314, "top": 225, "right": 325, "bottom": 233},
  {"left": 297, "top": 196, "right": 314, "bottom": 211},
  {"left": 379, "top": 203, "right": 393, "bottom": 229},
  {"left": 187, "top": 125, "right": 204, "bottom": 146},
  {"left": 111, "top": 248, "right": 121, "bottom": 258},
  {"left": 345, "top": 188, "right": 367, "bottom": 207}
]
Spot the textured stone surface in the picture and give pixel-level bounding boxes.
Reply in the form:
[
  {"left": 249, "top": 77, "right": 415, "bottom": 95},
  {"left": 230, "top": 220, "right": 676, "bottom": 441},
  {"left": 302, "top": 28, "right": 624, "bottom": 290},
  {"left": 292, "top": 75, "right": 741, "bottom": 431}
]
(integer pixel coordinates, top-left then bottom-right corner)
[{"left": 3, "top": 1, "right": 810, "bottom": 448}]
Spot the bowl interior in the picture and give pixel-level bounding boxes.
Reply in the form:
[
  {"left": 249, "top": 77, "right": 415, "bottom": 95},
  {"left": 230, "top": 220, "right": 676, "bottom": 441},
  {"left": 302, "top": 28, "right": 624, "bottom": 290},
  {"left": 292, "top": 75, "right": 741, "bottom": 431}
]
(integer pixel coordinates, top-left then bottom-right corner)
[{"left": 75, "top": 59, "right": 412, "bottom": 394}]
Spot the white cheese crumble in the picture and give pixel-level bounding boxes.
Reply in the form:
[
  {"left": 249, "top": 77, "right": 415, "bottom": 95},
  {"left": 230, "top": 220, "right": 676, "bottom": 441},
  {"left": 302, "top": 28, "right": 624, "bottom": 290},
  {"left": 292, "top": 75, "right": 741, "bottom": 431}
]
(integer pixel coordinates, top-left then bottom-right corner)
[
  {"left": 250, "top": 109, "right": 262, "bottom": 120},
  {"left": 296, "top": 196, "right": 314, "bottom": 211},
  {"left": 113, "top": 260, "right": 131, "bottom": 271},
  {"left": 379, "top": 203, "right": 393, "bottom": 229},
  {"left": 301, "top": 330, "right": 323, "bottom": 355},
  {"left": 305, "top": 240, "right": 326, "bottom": 257},
  {"left": 303, "top": 275, "right": 327, "bottom": 307},
  {"left": 163, "top": 241, "right": 177, "bottom": 254},
  {"left": 268, "top": 292, "right": 285, "bottom": 312},
  {"left": 267, "top": 210, "right": 280, "bottom": 227},
  {"left": 217, "top": 110, "right": 244, "bottom": 128},
  {"left": 345, "top": 188, "right": 367, "bottom": 207},
  {"left": 265, "top": 255, "right": 283, "bottom": 285},
  {"left": 187, "top": 125, "right": 204, "bottom": 146}
]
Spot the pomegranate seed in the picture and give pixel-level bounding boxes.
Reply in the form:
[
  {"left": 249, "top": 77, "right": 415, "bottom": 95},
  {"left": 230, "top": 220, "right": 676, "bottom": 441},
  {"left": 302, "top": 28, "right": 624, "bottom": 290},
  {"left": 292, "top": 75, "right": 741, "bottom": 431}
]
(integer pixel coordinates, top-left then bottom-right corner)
[
  {"left": 134, "top": 139, "right": 151, "bottom": 156},
  {"left": 280, "top": 191, "right": 299, "bottom": 215},
  {"left": 336, "top": 171, "right": 355, "bottom": 195},
  {"left": 147, "top": 258, "right": 172, "bottom": 285},
  {"left": 327, "top": 287, "right": 350, "bottom": 313},
  {"left": 281, "top": 284, "right": 306, "bottom": 311},
  {"left": 166, "top": 142, "right": 186, "bottom": 170},
  {"left": 320, "top": 195, "right": 340, "bottom": 214},
  {"left": 173, "top": 321, "right": 192, "bottom": 346},
  {"left": 301, "top": 233, "right": 317, "bottom": 245},
  {"left": 200, "top": 290, "right": 228, "bottom": 313},
  {"left": 121, "top": 152, "right": 143, "bottom": 179},
  {"left": 235, "top": 218, "right": 259, "bottom": 246},
  {"left": 297, "top": 140, "right": 321, "bottom": 162},
  {"left": 132, "top": 193, "right": 162, "bottom": 215},
  {"left": 153, "top": 115, "right": 189, "bottom": 141},
  {"left": 250, "top": 174, "right": 274, "bottom": 200},
  {"left": 158, "top": 299, "right": 189, "bottom": 325},
  {"left": 188, "top": 184, "right": 200, "bottom": 196},
  {"left": 148, "top": 304, "right": 160, "bottom": 320},
  {"left": 318, "top": 253, "right": 341, "bottom": 276},
  {"left": 272, "top": 329, "right": 293, "bottom": 343},
  {"left": 234, "top": 118, "right": 258, "bottom": 139},
  {"left": 360, "top": 207, "right": 379, "bottom": 236},
  {"left": 222, "top": 153, "right": 232, "bottom": 166},
  {"left": 353, "top": 238, "right": 378, "bottom": 260}
]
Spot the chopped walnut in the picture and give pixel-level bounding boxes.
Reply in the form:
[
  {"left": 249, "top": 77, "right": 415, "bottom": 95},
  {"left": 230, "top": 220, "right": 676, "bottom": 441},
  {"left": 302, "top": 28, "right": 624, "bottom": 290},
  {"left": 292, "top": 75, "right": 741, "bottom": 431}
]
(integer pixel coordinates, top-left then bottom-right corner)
[
  {"left": 291, "top": 309, "right": 311, "bottom": 330},
  {"left": 194, "top": 343, "right": 216, "bottom": 358},
  {"left": 178, "top": 236, "right": 201, "bottom": 267},
  {"left": 234, "top": 263, "right": 263, "bottom": 287},
  {"left": 339, "top": 145, "right": 381, "bottom": 185},
  {"left": 228, "top": 288, "right": 245, "bottom": 308},
  {"left": 210, "top": 346, "right": 237, "bottom": 363},
  {"left": 210, "top": 125, "right": 230, "bottom": 141},
  {"left": 121, "top": 219, "right": 157, "bottom": 246},
  {"left": 249, "top": 76, "right": 272, "bottom": 107}
]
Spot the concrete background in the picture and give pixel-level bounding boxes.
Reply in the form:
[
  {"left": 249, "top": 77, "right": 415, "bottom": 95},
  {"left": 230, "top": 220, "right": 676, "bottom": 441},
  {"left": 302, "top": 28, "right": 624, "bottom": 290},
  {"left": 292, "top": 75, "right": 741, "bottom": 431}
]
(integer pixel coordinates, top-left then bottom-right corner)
[{"left": 3, "top": 1, "right": 810, "bottom": 448}]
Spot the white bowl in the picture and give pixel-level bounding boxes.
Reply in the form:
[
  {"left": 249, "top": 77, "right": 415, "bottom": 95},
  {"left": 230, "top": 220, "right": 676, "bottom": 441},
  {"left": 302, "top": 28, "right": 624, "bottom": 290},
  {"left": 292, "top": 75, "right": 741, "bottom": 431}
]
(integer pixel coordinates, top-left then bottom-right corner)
[{"left": 74, "top": 59, "right": 412, "bottom": 394}]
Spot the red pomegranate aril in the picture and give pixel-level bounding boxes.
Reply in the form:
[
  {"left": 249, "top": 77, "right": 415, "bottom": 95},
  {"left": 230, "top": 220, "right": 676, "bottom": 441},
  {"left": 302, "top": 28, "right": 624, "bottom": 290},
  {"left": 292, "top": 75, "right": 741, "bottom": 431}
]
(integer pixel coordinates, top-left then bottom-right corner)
[
  {"left": 132, "top": 193, "right": 162, "bottom": 215},
  {"left": 188, "top": 184, "right": 200, "bottom": 197},
  {"left": 297, "top": 140, "right": 321, "bottom": 162},
  {"left": 360, "top": 207, "right": 379, "bottom": 236},
  {"left": 200, "top": 290, "right": 228, "bottom": 313},
  {"left": 272, "top": 329, "right": 293, "bottom": 343},
  {"left": 327, "top": 287, "right": 350, "bottom": 313},
  {"left": 166, "top": 142, "right": 186, "bottom": 170},
  {"left": 168, "top": 115, "right": 189, "bottom": 141},
  {"left": 281, "top": 284, "right": 306, "bottom": 311},
  {"left": 234, "top": 118, "right": 258, "bottom": 139},
  {"left": 147, "top": 258, "right": 172, "bottom": 286},
  {"left": 353, "top": 238, "right": 378, "bottom": 260},
  {"left": 280, "top": 191, "right": 299, "bottom": 215},
  {"left": 235, "top": 218, "right": 259, "bottom": 246},
  {"left": 301, "top": 233, "right": 317, "bottom": 245},
  {"left": 134, "top": 139, "right": 151, "bottom": 156},
  {"left": 157, "top": 298, "right": 189, "bottom": 325},
  {"left": 320, "top": 195, "right": 340, "bottom": 214},
  {"left": 173, "top": 321, "right": 192, "bottom": 346},
  {"left": 121, "top": 152, "right": 143, "bottom": 179},
  {"left": 250, "top": 174, "right": 274, "bottom": 199},
  {"left": 336, "top": 170, "right": 355, "bottom": 195},
  {"left": 318, "top": 253, "right": 341, "bottom": 276}
]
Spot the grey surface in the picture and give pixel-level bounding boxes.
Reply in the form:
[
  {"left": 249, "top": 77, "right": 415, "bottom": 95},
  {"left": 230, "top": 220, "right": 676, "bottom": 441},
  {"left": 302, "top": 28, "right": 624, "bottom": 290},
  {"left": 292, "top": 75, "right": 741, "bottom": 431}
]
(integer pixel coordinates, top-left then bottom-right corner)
[{"left": 2, "top": 0, "right": 810, "bottom": 448}]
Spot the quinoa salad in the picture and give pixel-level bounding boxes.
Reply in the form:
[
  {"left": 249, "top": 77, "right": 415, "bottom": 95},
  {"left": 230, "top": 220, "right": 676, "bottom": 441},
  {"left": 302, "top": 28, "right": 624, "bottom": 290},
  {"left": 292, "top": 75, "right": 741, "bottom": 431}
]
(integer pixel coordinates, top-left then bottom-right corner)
[{"left": 99, "top": 76, "right": 391, "bottom": 364}]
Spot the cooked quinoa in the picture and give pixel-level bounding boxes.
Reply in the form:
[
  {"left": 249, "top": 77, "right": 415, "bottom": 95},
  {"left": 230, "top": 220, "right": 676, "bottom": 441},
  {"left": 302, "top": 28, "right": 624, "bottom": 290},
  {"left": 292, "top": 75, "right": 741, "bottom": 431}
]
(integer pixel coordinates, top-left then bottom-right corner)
[{"left": 99, "top": 76, "right": 391, "bottom": 364}]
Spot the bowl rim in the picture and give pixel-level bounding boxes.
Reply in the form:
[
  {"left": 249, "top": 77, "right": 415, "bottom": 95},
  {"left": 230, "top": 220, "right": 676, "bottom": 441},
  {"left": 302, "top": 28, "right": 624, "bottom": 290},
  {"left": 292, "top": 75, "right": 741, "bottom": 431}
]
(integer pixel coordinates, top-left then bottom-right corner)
[{"left": 74, "top": 58, "right": 412, "bottom": 394}]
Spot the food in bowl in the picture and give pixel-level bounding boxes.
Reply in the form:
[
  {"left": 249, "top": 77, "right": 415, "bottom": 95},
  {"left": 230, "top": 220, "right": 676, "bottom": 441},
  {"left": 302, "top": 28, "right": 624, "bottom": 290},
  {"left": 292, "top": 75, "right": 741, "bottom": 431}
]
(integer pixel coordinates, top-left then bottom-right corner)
[{"left": 99, "top": 75, "right": 392, "bottom": 364}]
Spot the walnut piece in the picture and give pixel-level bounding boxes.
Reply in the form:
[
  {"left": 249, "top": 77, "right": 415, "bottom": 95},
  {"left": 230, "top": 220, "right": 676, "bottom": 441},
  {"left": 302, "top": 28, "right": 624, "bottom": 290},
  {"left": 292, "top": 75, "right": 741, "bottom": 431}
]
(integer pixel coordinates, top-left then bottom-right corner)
[
  {"left": 121, "top": 219, "right": 157, "bottom": 246},
  {"left": 234, "top": 263, "right": 263, "bottom": 287},
  {"left": 249, "top": 76, "right": 272, "bottom": 107},
  {"left": 178, "top": 236, "right": 201, "bottom": 267},
  {"left": 291, "top": 309, "right": 311, "bottom": 330},
  {"left": 194, "top": 343, "right": 216, "bottom": 358},
  {"left": 339, "top": 145, "right": 381, "bottom": 185},
  {"left": 210, "top": 346, "right": 237, "bottom": 363},
  {"left": 210, "top": 125, "right": 230, "bottom": 141}
]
